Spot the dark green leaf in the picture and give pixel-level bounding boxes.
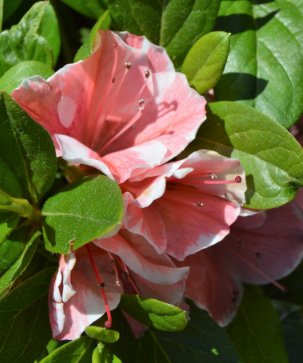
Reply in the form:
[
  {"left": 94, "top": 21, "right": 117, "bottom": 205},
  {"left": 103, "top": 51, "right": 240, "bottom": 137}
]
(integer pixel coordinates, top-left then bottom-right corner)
[
  {"left": 0, "top": 213, "right": 19, "bottom": 248},
  {"left": 109, "top": 0, "right": 221, "bottom": 67},
  {"left": 227, "top": 286, "right": 288, "bottom": 363},
  {"left": 3, "top": 0, "right": 22, "bottom": 22},
  {"left": 40, "top": 336, "right": 96, "bottom": 363},
  {"left": 0, "top": 1, "right": 57, "bottom": 77},
  {"left": 181, "top": 31, "right": 230, "bottom": 95},
  {"left": 0, "top": 230, "right": 40, "bottom": 293},
  {"left": 60, "top": 0, "right": 107, "bottom": 19},
  {"left": 92, "top": 342, "right": 122, "bottom": 363},
  {"left": 85, "top": 326, "right": 120, "bottom": 343},
  {"left": 188, "top": 101, "right": 303, "bottom": 209},
  {"left": 0, "top": 226, "right": 27, "bottom": 274},
  {"left": 119, "top": 294, "right": 187, "bottom": 332},
  {"left": 42, "top": 175, "right": 123, "bottom": 254},
  {"left": 0, "top": 92, "right": 57, "bottom": 204},
  {"left": 0, "top": 60, "right": 54, "bottom": 95},
  {"left": 0, "top": 268, "right": 55, "bottom": 363},
  {"left": 74, "top": 10, "right": 111, "bottom": 62},
  {"left": 215, "top": 0, "right": 303, "bottom": 128}
]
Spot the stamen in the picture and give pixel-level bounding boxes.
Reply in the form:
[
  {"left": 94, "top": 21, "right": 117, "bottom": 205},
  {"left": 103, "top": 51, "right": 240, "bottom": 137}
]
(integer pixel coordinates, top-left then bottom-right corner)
[
  {"left": 120, "top": 259, "right": 141, "bottom": 296},
  {"left": 197, "top": 202, "right": 203, "bottom": 207},
  {"left": 183, "top": 176, "right": 242, "bottom": 185},
  {"left": 163, "top": 193, "right": 204, "bottom": 208},
  {"left": 90, "top": 43, "right": 119, "bottom": 148},
  {"left": 209, "top": 173, "right": 218, "bottom": 179},
  {"left": 85, "top": 244, "right": 112, "bottom": 328},
  {"left": 107, "top": 252, "right": 121, "bottom": 287}
]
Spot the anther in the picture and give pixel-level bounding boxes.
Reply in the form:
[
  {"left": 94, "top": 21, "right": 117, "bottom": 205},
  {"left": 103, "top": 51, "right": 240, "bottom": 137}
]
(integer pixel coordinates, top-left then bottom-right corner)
[
  {"left": 99, "top": 282, "right": 105, "bottom": 289},
  {"left": 197, "top": 202, "right": 203, "bottom": 207},
  {"left": 222, "top": 193, "right": 227, "bottom": 198},
  {"left": 109, "top": 259, "right": 115, "bottom": 264},
  {"left": 235, "top": 175, "right": 242, "bottom": 183},
  {"left": 209, "top": 173, "right": 217, "bottom": 179},
  {"left": 112, "top": 77, "right": 115, "bottom": 83},
  {"left": 238, "top": 241, "right": 245, "bottom": 247},
  {"left": 125, "top": 62, "right": 131, "bottom": 69},
  {"left": 115, "top": 281, "right": 121, "bottom": 287},
  {"left": 144, "top": 69, "right": 150, "bottom": 78},
  {"left": 121, "top": 272, "right": 129, "bottom": 278},
  {"left": 138, "top": 99, "right": 145, "bottom": 111},
  {"left": 112, "top": 42, "right": 117, "bottom": 48},
  {"left": 256, "top": 252, "right": 261, "bottom": 260}
]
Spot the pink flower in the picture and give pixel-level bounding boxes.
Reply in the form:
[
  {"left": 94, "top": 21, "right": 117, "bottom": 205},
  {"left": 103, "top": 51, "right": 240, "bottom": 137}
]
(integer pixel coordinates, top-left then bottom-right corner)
[
  {"left": 122, "top": 150, "right": 246, "bottom": 260},
  {"left": 12, "top": 31, "right": 206, "bottom": 184},
  {"left": 49, "top": 230, "right": 189, "bottom": 340},
  {"left": 176, "top": 189, "right": 303, "bottom": 326}
]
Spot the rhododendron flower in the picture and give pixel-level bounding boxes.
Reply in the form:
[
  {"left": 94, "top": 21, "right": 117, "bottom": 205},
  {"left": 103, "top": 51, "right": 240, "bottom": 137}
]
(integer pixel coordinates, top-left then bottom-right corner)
[
  {"left": 50, "top": 231, "right": 189, "bottom": 340},
  {"left": 12, "top": 30, "right": 206, "bottom": 184},
  {"left": 123, "top": 150, "right": 246, "bottom": 260},
  {"left": 177, "top": 189, "right": 303, "bottom": 326}
]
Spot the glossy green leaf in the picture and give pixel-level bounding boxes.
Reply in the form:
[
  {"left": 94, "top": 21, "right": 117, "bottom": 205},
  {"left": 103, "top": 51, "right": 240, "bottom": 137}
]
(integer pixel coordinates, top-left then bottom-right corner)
[
  {"left": 119, "top": 294, "right": 187, "bottom": 332},
  {"left": 0, "top": 226, "right": 27, "bottom": 275},
  {"left": 215, "top": 0, "right": 303, "bottom": 128},
  {"left": 0, "top": 1, "right": 58, "bottom": 77},
  {"left": 60, "top": 0, "right": 107, "bottom": 19},
  {"left": 227, "top": 286, "right": 288, "bottom": 363},
  {"left": 109, "top": 0, "right": 221, "bottom": 67},
  {"left": 42, "top": 175, "right": 123, "bottom": 254},
  {"left": 0, "top": 268, "right": 55, "bottom": 363},
  {"left": 74, "top": 10, "right": 111, "bottom": 62},
  {"left": 0, "top": 230, "right": 40, "bottom": 293},
  {"left": 188, "top": 101, "right": 303, "bottom": 209},
  {"left": 0, "top": 157, "right": 22, "bottom": 245},
  {"left": 40, "top": 336, "right": 96, "bottom": 363},
  {"left": 93, "top": 342, "right": 122, "bottom": 363},
  {"left": 111, "top": 301, "right": 240, "bottom": 363},
  {"left": 0, "top": 60, "right": 54, "bottom": 95},
  {"left": 85, "top": 326, "right": 120, "bottom": 343},
  {"left": 181, "top": 31, "right": 230, "bottom": 94},
  {"left": 0, "top": 92, "right": 57, "bottom": 204}
]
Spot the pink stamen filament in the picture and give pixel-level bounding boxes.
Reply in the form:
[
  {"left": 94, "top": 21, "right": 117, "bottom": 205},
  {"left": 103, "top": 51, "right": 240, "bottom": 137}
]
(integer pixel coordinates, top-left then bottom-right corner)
[
  {"left": 182, "top": 176, "right": 242, "bottom": 185},
  {"left": 90, "top": 43, "right": 119, "bottom": 148},
  {"left": 225, "top": 244, "right": 286, "bottom": 292},
  {"left": 85, "top": 244, "right": 113, "bottom": 328},
  {"left": 107, "top": 251, "right": 121, "bottom": 286},
  {"left": 163, "top": 193, "right": 203, "bottom": 207},
  {"left": 117, "top": 257, "right": 141, "bottom": 296}
]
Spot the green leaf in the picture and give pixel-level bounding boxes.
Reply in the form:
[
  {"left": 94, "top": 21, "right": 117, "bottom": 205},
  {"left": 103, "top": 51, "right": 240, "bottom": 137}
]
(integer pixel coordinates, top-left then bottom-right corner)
[
  {"left": 42, "top": 175, "right": 123, "bottom": 254},
  {"left": 74, "top": 10, "right": 111, "bottom": 62},
  {"left": 111, "top": 301, "right": 240, "bottom": 363},
  {"left": 188, "top": 101, "right": 303, "bottom": 209},
  {"left": 0, "top": 1, "right": 57, "bottom": 77},
  {"left": 36, "top": 2, "right": 61, "bottom": 66},
  {"left": 40, "top": 336, "right": 96, "bottom": 363},
  {"left": 181, "top": 31, "right": 230, "bottom": 95},
  {"left": 93, "top": 342, "right": 122, "bottom": 363},
  {"left": 0, "top": 268, "right": 55, "bottom": 363},
  {"left": 60, "top": 0, "right": 107, "bottom": 19},
  {"left": 119, "top": 294, "right": 187, "bottom": 332},
  {"left": 108, "top": 0, "right": 221, "bottom": 67},
  {"left": 0, "top": 230, "right": 40, "bottom": 293},
  {"left": 0, "top": 213, "right": 19, "bottom": 248},
  {"left": 0, "top": 92, "right": 57, "bottom": 204},
  {"left": 85, "top": 326, "right": 120, "bottom": 343},
  {"left": 226, "top": 286, "right": 288, "bottom": 363},
  {"left": 215, "top": 0, "right": 303, "bottom": 128},
  {"left": 0, "top": 60, "right": 54, "bottom": 95},
  {"left": 0, "top": 226, "right": 27, "bottom": 274}
]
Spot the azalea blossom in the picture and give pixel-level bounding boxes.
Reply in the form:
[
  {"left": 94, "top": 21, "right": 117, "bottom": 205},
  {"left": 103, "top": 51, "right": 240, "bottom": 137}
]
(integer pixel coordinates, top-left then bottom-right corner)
[
  {"left": 12, "top": 30, "right": 206, "bottom": 184},
  {"left": 122, "top": 150, "right": 246, "bottom": 260},
  {"left": 177, "top": 189, "right": 303, "bottom": 326},
  {"left": 49, "top": 231, "right": 189, "bottom": 340}
]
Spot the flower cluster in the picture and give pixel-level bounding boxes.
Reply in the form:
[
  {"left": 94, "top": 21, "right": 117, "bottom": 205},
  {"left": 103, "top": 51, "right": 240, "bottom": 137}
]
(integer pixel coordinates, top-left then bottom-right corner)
[{"left": 12, "top": 31, "right": 303, "bottom": 339}]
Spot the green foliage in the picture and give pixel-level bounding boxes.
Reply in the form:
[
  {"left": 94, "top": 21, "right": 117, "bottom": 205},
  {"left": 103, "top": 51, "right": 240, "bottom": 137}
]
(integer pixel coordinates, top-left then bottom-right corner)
[
  {"left": 0, "top": 268, "right": 55, "bottom": 363},
  {"left": 92, "top": 342, "right": 122, "bottom": 363},
  {"left": 85, "top": 326, "right": 120, "bottom": 343},
  {"left": 60, "top": 0, "right": 108, "bottom": 19},
  {"left": 188, "top": 101, "right": 303, "bottom": 209},
  {"left": 0, "top": 92, "right": 57, "bottom": 205},
  {"left": 74, "top": 10, "right": 111, "bottom": 62},
  {"left": 42, "top": 175, "right": 124, "bottom": 254},
  {"left": 215, "top": 0, "right": 303, "bottom": 128},
  {"left": 181, "top": 31, "right": 230, "bottom": 94},
  {"left": 0, "top": 2, "right": 60, "bottom": 77},
  {"left": 119, "top": 294, "right": 187, "bottom": 332},
  {"left": 108, "top": 0, "right": 221, "bottom": 68},
  {"left": 227, "top": 286, "right": 288, "bottom": 363}
]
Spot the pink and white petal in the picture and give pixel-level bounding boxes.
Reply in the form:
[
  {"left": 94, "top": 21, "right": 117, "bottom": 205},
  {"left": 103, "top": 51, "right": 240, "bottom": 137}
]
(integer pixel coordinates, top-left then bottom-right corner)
[
  {"left": 103, "top": 140, "right": 167, "bottom": 184},
  {"left": 125, "top": 203, "right": 167, "bottom": 254},
  {"left": 49, "top": 271, "right": 65, "bottom": 337},
  {"left": 60, "top": 251, "right": 77, "bottom": 303},
  {"left": 122, "top": 311, "right": 148, "bottom": 338},
  {"left": 233, "top": 211, "right": 267, "bottom": 230},
  {"left": 152, "top": 188, "right": 240, "bottom": 261},
  {"left": 117, "top": 32, "right": 175, "bottom": 72},
  {"left": 55, "top": 134, "right": 114, "bottom": 179},
  {"left": 93, "top": 231, "right": 189, "bottom": 285},
  {"left": 178, "top": 251, "right": 243, "bottom": 327},
  {"left": 176, "top": 150, "right": 246, "bottom": 205}
]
